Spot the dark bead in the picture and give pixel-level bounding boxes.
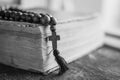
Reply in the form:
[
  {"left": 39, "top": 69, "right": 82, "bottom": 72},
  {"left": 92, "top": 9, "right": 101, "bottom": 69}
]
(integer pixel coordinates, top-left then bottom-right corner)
[
  {"left": 9, "top": 11, "right": 16, "bottom": 21},
  {"left": 4, "top": 10, "right": 10, "bottom": 20},
  {"left": 14, "top": 12, "right": 22, "bottom": 21},
  {"left": 46, "top": 14, "right": 57, "bottom": 25},
  {"left": 32, "top": 14, "right": 40, "bottom": 23},
  {"left": 39, "top": 13, "right": 50, "bottom": 26},
  {"left": 21, "top": 13, "right": 27, "bottom": 22},
  {"left": 25, "top": 13, "right": 33, "bottom": 23},
  {"left": 49, "top": 16, "right": 57, "bottom": 25},
  {"left": 0, "top": 11, "right": 5, "bottom": 19}
]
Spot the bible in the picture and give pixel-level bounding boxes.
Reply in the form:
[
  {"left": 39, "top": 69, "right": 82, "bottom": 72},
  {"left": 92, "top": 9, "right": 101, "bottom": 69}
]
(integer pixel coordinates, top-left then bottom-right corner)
[{"left": 0, "top": 7, "right": 104, "bottom": 73}]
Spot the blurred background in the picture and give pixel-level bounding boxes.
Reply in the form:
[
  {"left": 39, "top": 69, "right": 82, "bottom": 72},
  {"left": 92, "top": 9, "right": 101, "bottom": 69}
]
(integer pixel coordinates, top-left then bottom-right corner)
[{"left": 0, "top": 0, "right": 102, "bottom": 14}]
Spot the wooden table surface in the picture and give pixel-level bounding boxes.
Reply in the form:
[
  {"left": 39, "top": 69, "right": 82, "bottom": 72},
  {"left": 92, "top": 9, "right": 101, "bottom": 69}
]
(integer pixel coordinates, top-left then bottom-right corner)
[{"left": 0, "top": 45, "right": 120, "bottom": 80}]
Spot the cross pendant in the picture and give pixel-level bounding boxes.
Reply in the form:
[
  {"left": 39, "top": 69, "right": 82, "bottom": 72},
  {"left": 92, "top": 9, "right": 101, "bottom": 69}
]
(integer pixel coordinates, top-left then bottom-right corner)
[{"left": 48, "top": 26, "right": 60, "bottom": 50}]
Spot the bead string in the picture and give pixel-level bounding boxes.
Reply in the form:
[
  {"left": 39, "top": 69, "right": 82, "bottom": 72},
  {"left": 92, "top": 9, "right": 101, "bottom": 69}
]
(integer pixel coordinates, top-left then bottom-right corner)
[
  {"left": 0, "top": 7, "right": 98, "bottom": 27},
  {"left": 0, "top": 7, "right": 51, "bottom": 26}
]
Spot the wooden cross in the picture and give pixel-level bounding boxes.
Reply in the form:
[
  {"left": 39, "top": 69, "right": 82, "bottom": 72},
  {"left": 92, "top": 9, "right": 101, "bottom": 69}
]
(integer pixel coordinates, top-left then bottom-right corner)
[{"left": 48, "top": 26, "right": 60, "bottom": 50}]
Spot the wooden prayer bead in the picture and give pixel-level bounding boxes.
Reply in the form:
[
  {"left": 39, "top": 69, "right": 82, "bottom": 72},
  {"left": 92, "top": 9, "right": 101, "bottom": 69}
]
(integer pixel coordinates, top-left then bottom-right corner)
[
  {"left": 21, "top": 13, "right": 27, "bottom": 22},
  {"left": 9, "top": 11, "right": 16, "bottom": 21},
  {"left": 32, "top": 14, "right": 40, "bottom": 24},
  {"left": 46, "top": 14, "right": 57, "bottom": 25},
  {"left": 4, "top": 10, "right": 10, "bottom": 20},
  {"left": 39, "top": 13, "right": 50, "bottom": 26},
  {"left": 25, "top": 13, "right": 33, "bottom": 23},
  {"left": 49, "top": 16, "right": 57, "bottom": 25},
  {"left": 14, "top": 12, "right": 22, "bottom": 21},
  {"left": 0, "top": 10, "right": 5, "bottom": 19}
]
